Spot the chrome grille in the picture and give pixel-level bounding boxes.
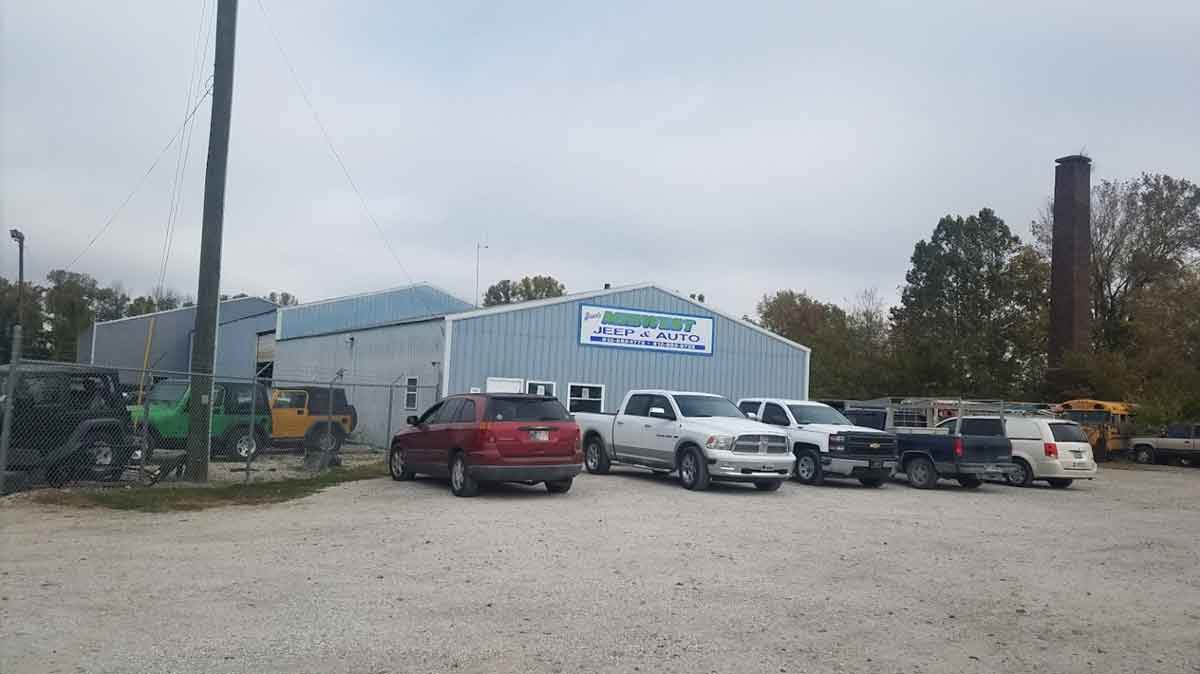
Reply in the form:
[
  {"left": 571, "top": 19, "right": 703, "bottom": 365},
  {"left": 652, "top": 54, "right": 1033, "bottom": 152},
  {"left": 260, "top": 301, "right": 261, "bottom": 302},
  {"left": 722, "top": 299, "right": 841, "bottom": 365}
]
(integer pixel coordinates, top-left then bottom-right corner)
[{"left": 733, "top": 434, "right": 790, "bottom": 454}]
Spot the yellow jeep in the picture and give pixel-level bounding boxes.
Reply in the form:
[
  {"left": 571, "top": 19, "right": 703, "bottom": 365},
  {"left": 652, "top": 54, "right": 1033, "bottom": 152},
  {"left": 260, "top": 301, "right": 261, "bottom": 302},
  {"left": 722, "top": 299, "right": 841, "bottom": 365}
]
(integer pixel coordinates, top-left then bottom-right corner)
[{"left": 270, "top": 387, "right": 358, "bottom": 453}]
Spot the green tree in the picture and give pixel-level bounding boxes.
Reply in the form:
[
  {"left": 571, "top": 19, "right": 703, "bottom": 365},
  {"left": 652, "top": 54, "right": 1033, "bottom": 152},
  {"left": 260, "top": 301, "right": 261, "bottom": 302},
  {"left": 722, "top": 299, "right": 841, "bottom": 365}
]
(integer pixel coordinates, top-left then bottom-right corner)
[
  {"left": 43, "top": 270, "right": 102, "bottom": 361},
  {"left": 891, "top": 209, "right": 1048, "bottom": 399},
  {"left": 267, "top": 291, "right": 299, "bottom": 306},
  {"left": 126, "top": 296, "right": 159, "bottom": 317},
  {"left": 483, "top": 276, "right": 566, "bottom": 307},
  {"left": 0, "top": 278, "right": 51, "bottom": 361}
]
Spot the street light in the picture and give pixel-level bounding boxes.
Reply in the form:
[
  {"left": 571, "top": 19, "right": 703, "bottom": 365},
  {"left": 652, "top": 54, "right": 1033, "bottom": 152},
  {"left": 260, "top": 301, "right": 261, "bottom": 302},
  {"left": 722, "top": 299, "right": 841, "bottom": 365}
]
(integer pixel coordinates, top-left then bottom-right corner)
[{"left": 9, "top": 229, "right": 24, "bottom": 324}]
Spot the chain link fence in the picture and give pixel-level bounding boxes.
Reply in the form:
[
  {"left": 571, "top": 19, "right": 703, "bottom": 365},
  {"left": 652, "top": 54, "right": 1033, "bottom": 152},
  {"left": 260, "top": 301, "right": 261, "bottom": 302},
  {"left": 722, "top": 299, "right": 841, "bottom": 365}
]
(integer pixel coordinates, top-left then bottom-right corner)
[{"left": 0, "top": 355, "right": 439, "bottom": 493}]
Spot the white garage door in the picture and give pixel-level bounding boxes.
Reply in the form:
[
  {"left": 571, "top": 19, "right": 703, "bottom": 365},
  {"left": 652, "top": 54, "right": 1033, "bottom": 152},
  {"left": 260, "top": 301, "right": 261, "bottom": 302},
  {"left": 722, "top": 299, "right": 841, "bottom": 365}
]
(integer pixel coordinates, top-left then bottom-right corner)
[{"left": 485, "top": 377, "right": 525, "bottom": 393}]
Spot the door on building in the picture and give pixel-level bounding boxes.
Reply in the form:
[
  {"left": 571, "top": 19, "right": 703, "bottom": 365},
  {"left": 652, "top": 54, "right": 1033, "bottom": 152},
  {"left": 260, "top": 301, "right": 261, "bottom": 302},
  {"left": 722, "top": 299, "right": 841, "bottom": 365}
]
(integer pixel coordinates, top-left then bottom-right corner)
[{"left": 485, "top": 377, "right": 524, "bottom": 394}]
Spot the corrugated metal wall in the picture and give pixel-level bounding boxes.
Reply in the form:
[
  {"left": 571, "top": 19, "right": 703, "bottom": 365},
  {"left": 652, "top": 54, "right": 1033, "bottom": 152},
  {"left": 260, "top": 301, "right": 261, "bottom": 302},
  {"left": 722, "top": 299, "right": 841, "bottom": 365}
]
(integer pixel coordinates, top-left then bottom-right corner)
[
  {"left": 273, "top": 320, "right": 445, "bottom": 446},
  {"left": 277, "top": 284, "right": 472, "bottom": 341},
  {"left": 446, "top": 286, "right": 808, "bottom": 410},
  {"left": 80, "top": 297, "right": 277, "bottom": 382}
]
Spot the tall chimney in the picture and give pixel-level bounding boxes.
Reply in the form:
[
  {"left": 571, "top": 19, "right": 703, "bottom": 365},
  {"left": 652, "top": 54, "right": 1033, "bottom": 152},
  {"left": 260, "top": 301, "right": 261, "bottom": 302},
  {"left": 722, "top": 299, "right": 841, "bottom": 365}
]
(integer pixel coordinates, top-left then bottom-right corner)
[{"left": 1047, "top": 154, "right": 1092, "bottom": 369}]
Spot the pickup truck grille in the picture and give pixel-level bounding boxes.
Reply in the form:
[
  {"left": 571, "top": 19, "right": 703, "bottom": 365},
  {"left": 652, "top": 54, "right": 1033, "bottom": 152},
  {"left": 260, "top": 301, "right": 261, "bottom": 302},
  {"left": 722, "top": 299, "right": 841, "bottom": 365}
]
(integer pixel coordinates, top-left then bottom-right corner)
[
  {"left": 733, "top": 434, "right": 790, "bottom": 454},
  {"left": 841, "top": 432, "right": 897, "bottom": 456}
]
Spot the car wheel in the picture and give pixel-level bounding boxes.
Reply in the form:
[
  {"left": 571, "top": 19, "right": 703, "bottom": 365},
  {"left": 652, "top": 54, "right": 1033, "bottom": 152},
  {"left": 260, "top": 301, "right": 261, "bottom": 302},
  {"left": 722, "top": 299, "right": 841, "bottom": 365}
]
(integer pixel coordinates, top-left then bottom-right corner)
[
  {"left": 230, "top": 428, "right": 259, "bottom": 461},
  {"left": 389, "top": 446, "right": 414, "bottom": 481},
  {"left": 1133, "top": 445, "right": 1154, "bottom": 465},
  {"left": 957, "top": 476, "right": 983, "bottom": 489},
  {"left": 906, "top": 456, "right": 938, "bottom": 489},
  {"left": 584, "top": 436, "right": 610, "bottom": 474},
  {"left": 449, "top": 453, "right": 478, "bottom": 497},
  {"left": 1047, "top": 478, "right": 1073, "bottom": 489},
  {"left": 316, "top": 429, "right": 343, "bottom": 454},
  {"left": 83, "top": 434, "right": 124, "bottom": 482},
  {"left": 545, "top": 478, "right": 573, "bottom": 494},
  {"left": 1005, "top": 459, "right": 1034, "bottom": 487},
  {"left": 793, "top": 450, "right": 824, "bottom": 486},
  {"left": 858, "top": 477, "right": 885, "bottom": 488},
  {"left": 753, "top": 479, "right": 782, "bottom": 491},
  {"left": 678, "top": 446, "right": 710, "bottom": 491}
]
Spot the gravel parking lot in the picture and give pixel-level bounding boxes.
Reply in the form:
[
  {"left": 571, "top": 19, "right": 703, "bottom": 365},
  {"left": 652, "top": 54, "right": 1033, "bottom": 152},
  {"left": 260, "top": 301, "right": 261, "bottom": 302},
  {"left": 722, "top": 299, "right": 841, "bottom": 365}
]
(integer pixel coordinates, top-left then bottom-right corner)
[{"left": 2, "top": 465, "right": 1199, "bottom": 674}]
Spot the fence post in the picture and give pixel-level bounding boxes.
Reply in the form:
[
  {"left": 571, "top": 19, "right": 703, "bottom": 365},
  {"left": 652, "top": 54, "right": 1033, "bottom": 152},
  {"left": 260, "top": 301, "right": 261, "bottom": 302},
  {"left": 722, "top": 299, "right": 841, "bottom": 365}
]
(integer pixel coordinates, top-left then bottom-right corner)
[{"left": 0, "top": 325, "right": 23, "bottom": 494}]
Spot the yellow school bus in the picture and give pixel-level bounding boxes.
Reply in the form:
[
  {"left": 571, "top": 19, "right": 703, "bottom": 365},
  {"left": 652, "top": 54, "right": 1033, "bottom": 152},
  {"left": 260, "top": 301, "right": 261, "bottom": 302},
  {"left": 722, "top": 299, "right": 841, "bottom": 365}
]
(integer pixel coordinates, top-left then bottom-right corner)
[{"left": 1055, "top": 399, "right": 1136, "bottom": 461}]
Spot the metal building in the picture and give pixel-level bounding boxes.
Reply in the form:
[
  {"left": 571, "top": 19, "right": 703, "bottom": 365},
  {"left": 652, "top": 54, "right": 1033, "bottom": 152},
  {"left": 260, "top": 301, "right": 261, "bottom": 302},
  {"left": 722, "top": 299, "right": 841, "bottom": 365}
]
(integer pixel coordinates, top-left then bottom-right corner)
[
  {"left": 273, "top": 282, "right": 811, "bottom": 447},
  {"left": 77, "top": 297, "right": 278, "bottom": 381}
]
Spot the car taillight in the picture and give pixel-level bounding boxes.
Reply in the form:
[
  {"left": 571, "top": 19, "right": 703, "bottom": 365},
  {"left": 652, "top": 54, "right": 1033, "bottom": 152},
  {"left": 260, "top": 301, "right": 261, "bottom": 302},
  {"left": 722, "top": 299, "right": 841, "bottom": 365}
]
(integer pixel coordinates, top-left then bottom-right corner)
[
  {"left": 1044, "top": 442, "right": 1058, "bottom": 458},
  {"left": 953, "top": 437, "right": 964, "bottom": 458}
]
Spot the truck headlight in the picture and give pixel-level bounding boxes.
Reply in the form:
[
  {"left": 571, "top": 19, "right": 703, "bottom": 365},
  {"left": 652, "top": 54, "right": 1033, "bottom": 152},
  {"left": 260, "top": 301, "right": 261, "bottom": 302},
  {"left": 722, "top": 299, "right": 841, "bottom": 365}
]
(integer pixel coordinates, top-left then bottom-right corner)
[
  {"left": 828, "top": 434, "right": 845, "bottom": 452},
  {"left": 705, "top": 435, "right": 734, "bottom": 450}
]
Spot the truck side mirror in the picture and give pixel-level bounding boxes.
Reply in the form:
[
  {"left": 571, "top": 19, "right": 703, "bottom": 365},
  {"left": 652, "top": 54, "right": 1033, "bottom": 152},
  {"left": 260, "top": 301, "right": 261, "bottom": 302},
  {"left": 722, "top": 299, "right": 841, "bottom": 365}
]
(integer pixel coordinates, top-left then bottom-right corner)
[
  {"left": 648, "top": 406, "right": 674, "bottom": 420},
  {"left": 746, "top": 412, "right": 759, "bottom": 420},
  {"left": 406, "top": 415, "right": 419, "bottom": 426}
]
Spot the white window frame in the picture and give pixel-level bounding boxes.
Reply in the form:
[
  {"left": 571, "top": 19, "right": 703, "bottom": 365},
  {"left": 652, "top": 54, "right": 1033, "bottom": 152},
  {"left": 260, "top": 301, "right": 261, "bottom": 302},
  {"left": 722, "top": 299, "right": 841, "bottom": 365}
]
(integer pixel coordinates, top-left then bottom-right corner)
[
  {"left": 526, "top": 380, "right": 556, "bottom": 398},
  {"left": 567, "top": 382, "right": 605, "bottom": 414},
  {"left": 485, "top": 377, "right": 525, "bottom": 393},
  {"left": 404, "top": 377, "right": 419, "bottom": 410}
]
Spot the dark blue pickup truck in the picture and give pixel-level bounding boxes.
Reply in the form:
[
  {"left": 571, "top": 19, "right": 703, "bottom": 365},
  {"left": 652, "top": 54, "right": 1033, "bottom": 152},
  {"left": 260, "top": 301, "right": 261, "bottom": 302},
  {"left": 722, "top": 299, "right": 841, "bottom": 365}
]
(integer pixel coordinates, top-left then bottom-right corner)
[{"left": 894, "top": 416, "right": 1017, "bottom": 489}]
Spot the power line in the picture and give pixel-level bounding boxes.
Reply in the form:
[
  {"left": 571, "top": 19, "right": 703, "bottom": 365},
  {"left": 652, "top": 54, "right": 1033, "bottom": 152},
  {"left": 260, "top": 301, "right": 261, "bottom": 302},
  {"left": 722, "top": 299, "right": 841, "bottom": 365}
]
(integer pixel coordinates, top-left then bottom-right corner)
[
  {"left": 253, "top": 0, "right": 422, "bottom": 290},
  {"left": 65, "top": 84, "right": 214, "bottom": 271}
]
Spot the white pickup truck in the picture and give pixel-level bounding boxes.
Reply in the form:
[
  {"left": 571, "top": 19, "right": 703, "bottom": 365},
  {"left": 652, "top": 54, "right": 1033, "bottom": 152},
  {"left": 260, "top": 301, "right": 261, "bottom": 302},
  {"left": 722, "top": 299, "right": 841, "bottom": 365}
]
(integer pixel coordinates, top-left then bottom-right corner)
[
  {"left": 574, "top": 390, "right": 793, "bottom": 491},
  {"left": 736, "top": 398, "right": 898, "bottom": 487}
]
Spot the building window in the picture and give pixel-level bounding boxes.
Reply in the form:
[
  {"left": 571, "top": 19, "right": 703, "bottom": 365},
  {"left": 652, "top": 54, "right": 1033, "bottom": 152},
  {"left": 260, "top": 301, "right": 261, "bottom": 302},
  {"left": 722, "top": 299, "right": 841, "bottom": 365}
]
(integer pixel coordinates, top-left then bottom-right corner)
[
  {"left": 404, "top": 377, "right": 419, "bottom": 410},
  {"left": 526, "top": 380, "right": 555, "bottom": 397},
  {"left": 568, "top": 383, "right": 604, "bottom": 414}
]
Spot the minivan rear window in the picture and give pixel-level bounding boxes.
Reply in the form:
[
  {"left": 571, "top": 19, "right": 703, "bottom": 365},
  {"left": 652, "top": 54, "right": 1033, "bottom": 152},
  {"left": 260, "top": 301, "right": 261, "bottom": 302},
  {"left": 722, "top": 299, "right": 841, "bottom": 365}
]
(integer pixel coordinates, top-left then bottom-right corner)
[
  {"left": 485, "top": 396, "right": 570, "bottom": 422},
  {"left": 1049, "top": 423, "right": 1088, "bottom": 443}
]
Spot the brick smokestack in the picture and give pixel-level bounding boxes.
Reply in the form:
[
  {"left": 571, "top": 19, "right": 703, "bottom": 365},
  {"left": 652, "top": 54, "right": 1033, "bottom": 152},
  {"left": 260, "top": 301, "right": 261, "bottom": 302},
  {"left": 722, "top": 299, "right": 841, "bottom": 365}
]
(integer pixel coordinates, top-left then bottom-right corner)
[{"left": 1048, "top": 154, "right": 1092, "bottom": 369}]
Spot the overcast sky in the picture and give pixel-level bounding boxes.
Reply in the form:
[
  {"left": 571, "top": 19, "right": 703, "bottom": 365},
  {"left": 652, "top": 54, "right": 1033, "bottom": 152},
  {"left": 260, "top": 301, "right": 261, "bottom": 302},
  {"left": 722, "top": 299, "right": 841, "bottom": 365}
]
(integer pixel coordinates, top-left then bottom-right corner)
[{"left": 3, "top": 1, "right": 1198, "bottom": 318}]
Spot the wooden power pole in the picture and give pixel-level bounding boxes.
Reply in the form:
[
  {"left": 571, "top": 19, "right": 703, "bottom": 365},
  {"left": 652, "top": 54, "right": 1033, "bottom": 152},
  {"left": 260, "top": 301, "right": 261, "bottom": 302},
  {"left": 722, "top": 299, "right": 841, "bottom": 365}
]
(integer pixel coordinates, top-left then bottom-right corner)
[{"left": 185, "top": 0, "right": 239, "bottom": 481}]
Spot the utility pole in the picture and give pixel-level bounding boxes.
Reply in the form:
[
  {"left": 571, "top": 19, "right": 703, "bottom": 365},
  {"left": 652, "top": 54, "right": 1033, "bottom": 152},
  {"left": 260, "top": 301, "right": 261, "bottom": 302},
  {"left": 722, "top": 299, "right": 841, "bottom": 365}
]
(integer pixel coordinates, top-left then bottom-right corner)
[
  {"left": 9, "top": 230, "right": 24, "bottom": 321},
  {"left": 474, "top": 242, "right": 488, "bottom": 307},
  {"left": 185, "top": 0, "right": 239, "bottom": 481}
]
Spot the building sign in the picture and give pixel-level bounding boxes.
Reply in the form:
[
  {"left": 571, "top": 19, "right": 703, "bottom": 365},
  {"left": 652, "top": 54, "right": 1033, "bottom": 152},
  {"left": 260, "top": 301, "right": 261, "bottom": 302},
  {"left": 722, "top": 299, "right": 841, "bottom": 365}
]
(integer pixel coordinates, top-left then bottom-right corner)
[{"left": 579, "top": 304, "right": 714, "bottom": 355}]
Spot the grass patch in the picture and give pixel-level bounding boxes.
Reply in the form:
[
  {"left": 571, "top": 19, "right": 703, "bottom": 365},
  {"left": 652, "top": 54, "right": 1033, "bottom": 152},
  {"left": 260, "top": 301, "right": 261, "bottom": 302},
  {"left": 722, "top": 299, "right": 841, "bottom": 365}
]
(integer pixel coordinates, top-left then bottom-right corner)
[{"left": 29, "top": 461, "right": 388, "bottom": 512}]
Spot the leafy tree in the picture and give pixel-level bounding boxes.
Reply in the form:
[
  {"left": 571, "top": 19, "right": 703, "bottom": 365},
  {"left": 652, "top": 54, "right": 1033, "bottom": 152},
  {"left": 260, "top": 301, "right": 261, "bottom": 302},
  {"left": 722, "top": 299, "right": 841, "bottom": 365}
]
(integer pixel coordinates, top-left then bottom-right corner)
[
  {"left": 43, "top": 270, "right": 101, "bottom": 361},
  {"left": 94, "top": 283, "right": 129, "bottom": 321},
  {"left": 0, "top": 278, "right": 51, "bottom": 362},
  {"left": 126, "top": 296, "right": 159, "bottom": 317},
  {"left": 890, "top": 209, "right": 1048, "bottom": 399},
  {"left": 756, "top": 288, "right": 891, "bottom": 398},
  {"left": 483, "top": 276, "right": 566, "bottom": 307},
  {"left": 267, "top": 291, "right": 299, "bottom": 306}
]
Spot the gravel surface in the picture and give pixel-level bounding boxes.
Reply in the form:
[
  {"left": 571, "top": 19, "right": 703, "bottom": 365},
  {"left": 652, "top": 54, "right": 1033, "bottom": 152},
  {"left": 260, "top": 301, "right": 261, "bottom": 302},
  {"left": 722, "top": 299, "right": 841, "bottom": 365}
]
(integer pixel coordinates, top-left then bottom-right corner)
[{"left": 2, "top": 465, "right": 1199, "bottom": 674}]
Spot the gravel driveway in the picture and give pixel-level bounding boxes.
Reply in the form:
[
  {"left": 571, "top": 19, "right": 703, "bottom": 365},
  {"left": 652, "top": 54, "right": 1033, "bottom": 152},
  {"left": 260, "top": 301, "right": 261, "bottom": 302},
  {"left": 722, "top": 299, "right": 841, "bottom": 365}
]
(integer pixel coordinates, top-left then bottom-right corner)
[{"left": 2, "top": 466, "right": 1198, "bottom": 674}]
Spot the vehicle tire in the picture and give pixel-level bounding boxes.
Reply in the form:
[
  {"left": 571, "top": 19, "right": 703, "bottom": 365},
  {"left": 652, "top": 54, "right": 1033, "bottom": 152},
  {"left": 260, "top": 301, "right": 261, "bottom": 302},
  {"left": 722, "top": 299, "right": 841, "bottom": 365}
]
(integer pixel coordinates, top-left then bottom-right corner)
[
  {"left": 677, "top": 446, "right": 710, "bottom": 491},
  {"left": 1047, "top": 478, "right": 1073, "bottom": 489},
  {"left": 545, "top": 478, "right": 574, "bottom": 494},
  {"left": 1004, "top": 458, "right": 1034, "bottom": 487},
  {"left": 753, "top": 479, "right": 783, "bottom": 491},
  {"left": 1133, "top": 445, "right": 1155, "bottom": 465},
  {"left": 957, "top": 476, "right": 983, "bottom": 489},
  {"left": 228, "top": 426, "right": 260, "bottom": 462},
  {"left": 311, "top": 426, "right": 344, "bottom": 454},
  {"left": 905, "top": 456, "right": 938, "bottom": 489},
  {"left": 389, "top": 446, "right": 414, "bottom": 481},
  {"left": 793, "top": 450, "right": 824, "bottom": 486},
  {"left": 583, "top": 436, "right": 610, "bottom": 475},
  {"left": 858, "top": 477, "right": 885, "bottom": 488},
  {"left": 449, "top": 452, "right": 479, "bottom": 497},
  {"left": 82, "top": 433, "right": 124, "bottom": 482}
]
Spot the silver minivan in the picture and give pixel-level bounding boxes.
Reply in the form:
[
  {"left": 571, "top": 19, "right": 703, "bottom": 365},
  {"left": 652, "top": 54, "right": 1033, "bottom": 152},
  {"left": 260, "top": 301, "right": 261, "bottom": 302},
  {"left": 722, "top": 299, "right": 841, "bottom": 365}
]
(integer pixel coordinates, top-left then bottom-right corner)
[{"left": 939, "top": 416, "right": 1096, "bottom": 488}]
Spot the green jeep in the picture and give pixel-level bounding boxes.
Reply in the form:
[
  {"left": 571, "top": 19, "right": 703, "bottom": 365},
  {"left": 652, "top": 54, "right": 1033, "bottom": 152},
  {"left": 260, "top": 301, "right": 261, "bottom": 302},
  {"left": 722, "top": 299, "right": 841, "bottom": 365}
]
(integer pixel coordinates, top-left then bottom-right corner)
[{"left": 129, "top": 379, "right": 271, "bottom": 460}]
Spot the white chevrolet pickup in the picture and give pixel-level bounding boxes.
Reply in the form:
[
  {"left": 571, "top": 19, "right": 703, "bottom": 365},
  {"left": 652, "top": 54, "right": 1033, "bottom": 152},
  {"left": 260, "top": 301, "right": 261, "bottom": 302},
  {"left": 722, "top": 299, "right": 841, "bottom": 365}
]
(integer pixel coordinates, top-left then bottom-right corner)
[
  {"left": 737, "top": 398, "right": 898, "bottom": 487},
  {"left": 574, "top": 390, "right": 793, "bottom": 491}
]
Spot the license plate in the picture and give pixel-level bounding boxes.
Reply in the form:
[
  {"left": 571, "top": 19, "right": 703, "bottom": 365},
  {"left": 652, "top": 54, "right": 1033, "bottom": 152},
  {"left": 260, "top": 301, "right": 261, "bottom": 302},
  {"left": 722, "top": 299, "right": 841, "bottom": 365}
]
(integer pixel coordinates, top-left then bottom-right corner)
[
  {"left": 870, "top": 461, "right": 881, "bottom": 468},
  {"left": 984, "top": 464, "right": 998, "bottom": 472},
  {"left": 530, "top": 430, "right": 549, "bottom": 442},
  {"left": 1071, "top": 451, "right": 1083, "bottom": 458},
  {"left": 1073, "top": 460, "right": 1087, "bottom": 468}
]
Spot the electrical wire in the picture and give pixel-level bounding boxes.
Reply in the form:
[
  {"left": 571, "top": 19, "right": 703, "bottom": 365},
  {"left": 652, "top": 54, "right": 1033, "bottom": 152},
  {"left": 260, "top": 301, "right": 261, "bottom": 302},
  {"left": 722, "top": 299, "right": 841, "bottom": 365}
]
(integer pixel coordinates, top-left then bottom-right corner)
[
  {"left": 253, "top": 0, "right": 425, "bottom": 296},
  {"left": 156, "top": 0, "right": 215, "bottom": 300},
  {"left": 65, "top": 84, "right": 214, "bottom": 271}
]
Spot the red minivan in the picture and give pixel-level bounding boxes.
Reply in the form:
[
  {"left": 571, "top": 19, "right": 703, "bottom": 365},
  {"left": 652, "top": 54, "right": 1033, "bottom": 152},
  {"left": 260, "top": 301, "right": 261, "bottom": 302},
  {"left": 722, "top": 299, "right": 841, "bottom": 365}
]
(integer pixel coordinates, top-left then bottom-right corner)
[{"left": 389, "top": 394, "right": 583, "bottom": 496}]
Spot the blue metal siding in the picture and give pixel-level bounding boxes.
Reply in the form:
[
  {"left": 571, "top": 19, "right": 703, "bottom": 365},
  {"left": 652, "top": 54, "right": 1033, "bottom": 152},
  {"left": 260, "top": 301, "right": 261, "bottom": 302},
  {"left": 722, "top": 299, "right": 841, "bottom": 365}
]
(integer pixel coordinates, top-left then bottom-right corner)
[
  {"left": 447, "top": 287, "right": 808, "bottom": 410},
  {"left": 278, "top": 284, "right": 472, "bottom": 341}
]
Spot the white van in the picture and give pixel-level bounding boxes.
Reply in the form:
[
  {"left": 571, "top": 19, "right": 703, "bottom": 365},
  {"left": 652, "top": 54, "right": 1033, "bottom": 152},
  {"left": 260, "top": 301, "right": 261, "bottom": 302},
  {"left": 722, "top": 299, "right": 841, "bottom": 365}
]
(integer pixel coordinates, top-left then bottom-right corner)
[{"left": 939, "top": 416, "right": 1096, "bottom": 488}]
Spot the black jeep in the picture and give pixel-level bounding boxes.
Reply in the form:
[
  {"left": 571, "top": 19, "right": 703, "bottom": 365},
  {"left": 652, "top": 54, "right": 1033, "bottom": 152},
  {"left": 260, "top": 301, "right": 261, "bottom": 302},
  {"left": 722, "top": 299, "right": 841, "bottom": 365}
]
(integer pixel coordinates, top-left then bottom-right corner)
[{"left": 1, "top": 363, "right": 136, "bottom": 488}]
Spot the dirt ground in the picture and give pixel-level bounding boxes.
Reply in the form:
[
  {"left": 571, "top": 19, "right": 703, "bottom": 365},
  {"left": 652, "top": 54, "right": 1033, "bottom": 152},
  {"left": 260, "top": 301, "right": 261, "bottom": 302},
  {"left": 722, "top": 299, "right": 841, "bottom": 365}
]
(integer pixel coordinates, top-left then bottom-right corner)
[{"left": 2, "top": 464, "right": 1198, "bottom": 674}]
